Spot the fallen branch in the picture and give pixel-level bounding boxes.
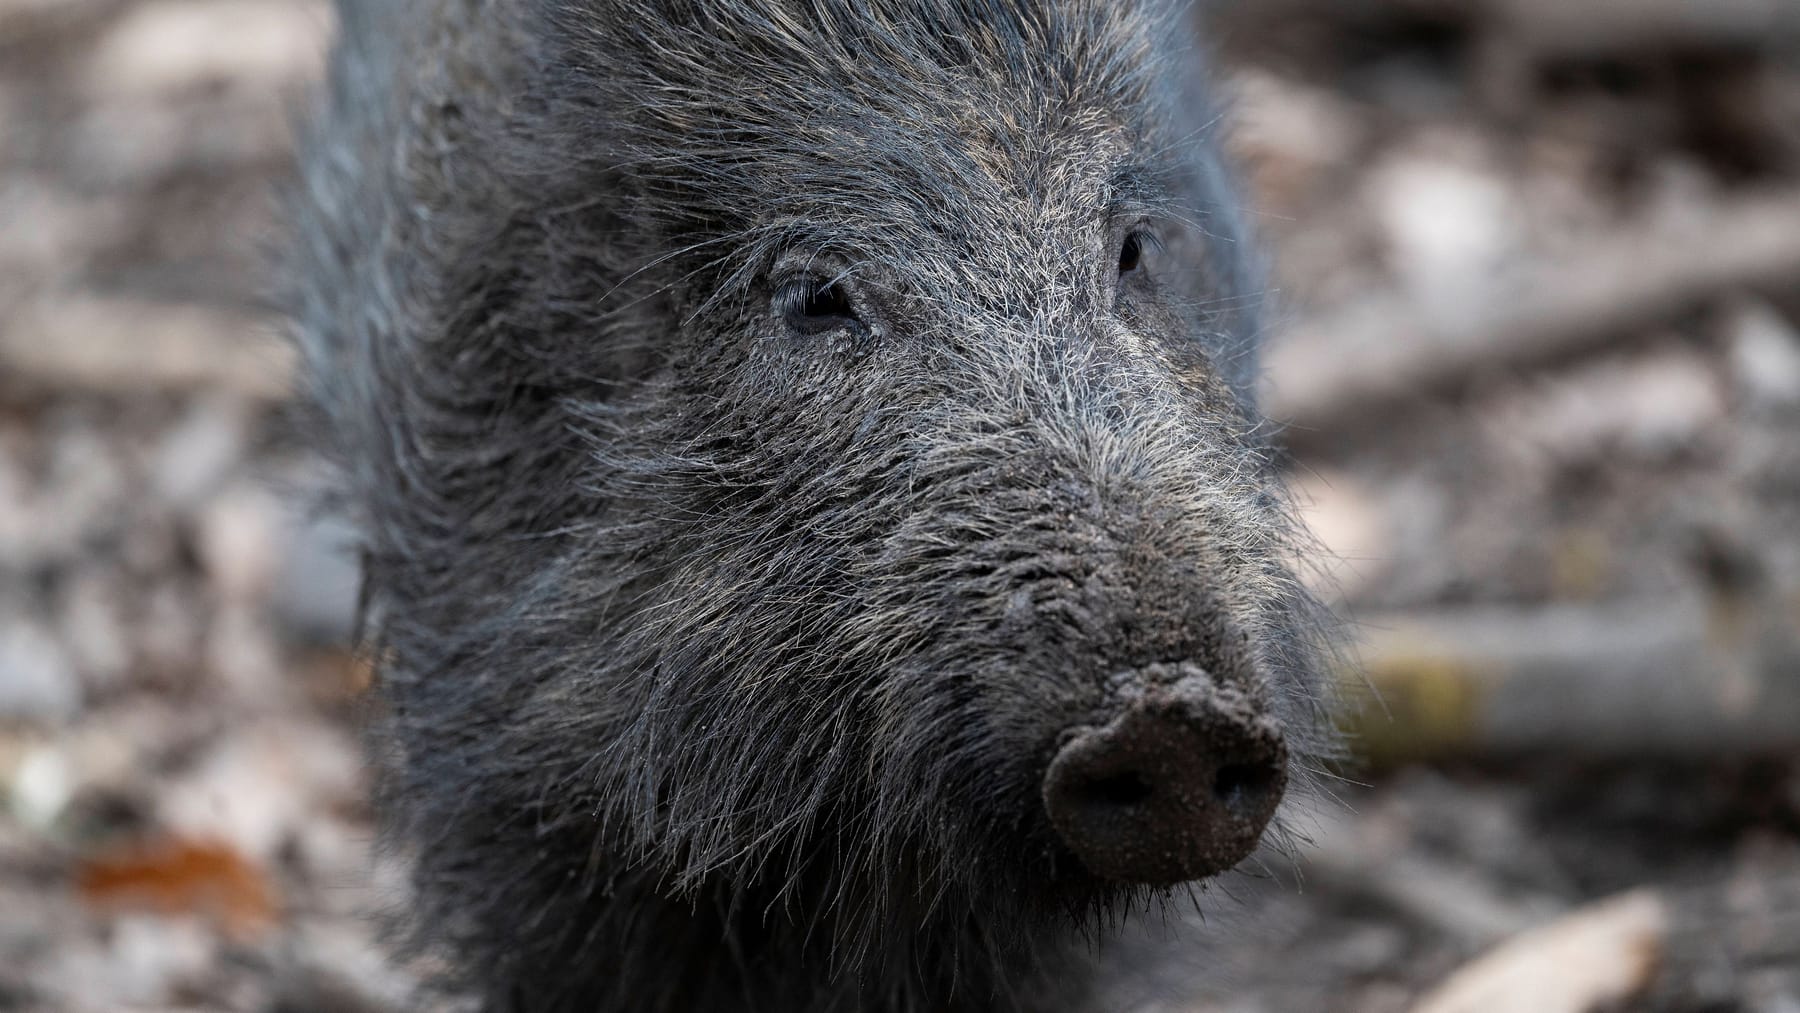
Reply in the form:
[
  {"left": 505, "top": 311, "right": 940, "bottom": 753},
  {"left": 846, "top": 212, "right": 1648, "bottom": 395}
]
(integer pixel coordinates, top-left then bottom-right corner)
[
  {"left": 1491, "top": 0, "right": 1800, "bottom": 58},
  {"left": 1342, "top": 591, "right": 1800, "bottom": 763},
  {"left": 1204, "top": 0, "right": 1800, "bottom": 58},
  {"left": 0, "top": 296, "right": 294, "bottom": 402},
  {"left": 1264, "top": 190, "right": 1800, "bottom": 446}
]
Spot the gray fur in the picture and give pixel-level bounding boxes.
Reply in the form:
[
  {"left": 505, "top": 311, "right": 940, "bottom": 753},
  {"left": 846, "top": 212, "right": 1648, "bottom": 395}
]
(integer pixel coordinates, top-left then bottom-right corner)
[{"left": 283, "top": 1, "right": 1339, "bottom": 1010}]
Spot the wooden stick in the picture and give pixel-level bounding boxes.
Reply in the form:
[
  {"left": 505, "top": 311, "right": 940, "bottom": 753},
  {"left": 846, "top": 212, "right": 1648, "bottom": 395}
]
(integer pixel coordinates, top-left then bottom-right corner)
[
  {"left": 1492, "top": 0, "right": 1800, "bottom": 57},
  {"left": 1203, "top": 0, "right": 1800, "bottom": 56},
  {"left": 1411, "top": 889, "right": 1668, "bottom": 1013},
  {"left": 1342, "top": 591, "right": 1800, "bottom": 763},
  {"left": 1264, "top": 191, "right": 1800, "bottom": 446},
  {"left": 1414, "top": 869, "right": 1800, "bottom": 1012},
  {"left": 0, "top": 296, "right": 294, "bottom": 402}
]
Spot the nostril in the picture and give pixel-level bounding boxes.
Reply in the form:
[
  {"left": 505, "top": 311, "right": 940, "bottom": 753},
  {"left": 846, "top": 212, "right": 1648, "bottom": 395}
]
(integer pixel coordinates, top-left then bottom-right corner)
[
  {"left": 1079, "top": 770, "right": 1154, "bottom": 808},
  {"left": 1212, "top": 761, "right": 1278, "bottom": 817}
]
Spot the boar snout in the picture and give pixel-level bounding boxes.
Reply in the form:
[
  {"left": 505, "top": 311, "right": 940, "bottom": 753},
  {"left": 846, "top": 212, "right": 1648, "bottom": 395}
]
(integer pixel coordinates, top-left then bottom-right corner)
[{"left": 1043, "top": 668, "right": 1288, "bottom": 884}]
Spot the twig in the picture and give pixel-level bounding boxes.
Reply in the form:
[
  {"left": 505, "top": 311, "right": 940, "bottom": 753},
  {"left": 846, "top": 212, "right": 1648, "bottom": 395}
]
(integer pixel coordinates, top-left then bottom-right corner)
[
  {"left": 1343, "top": 591, "right": 1800, "bottom": 762},
  {"left": 1265, "top": 190, "right": 1800, "bottom": 446}
]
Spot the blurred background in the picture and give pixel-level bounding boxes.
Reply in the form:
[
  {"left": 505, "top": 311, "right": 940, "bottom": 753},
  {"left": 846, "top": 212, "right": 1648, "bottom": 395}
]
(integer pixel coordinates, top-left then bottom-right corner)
[{"left": 1, "top": 0, "right": 1797, "bottom": 1009}]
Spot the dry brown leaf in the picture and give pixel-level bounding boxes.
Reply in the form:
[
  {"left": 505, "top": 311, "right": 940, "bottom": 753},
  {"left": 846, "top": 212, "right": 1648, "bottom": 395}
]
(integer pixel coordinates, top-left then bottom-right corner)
[{"left": 75, "top": 836, "right": 278, "bottom": 939}]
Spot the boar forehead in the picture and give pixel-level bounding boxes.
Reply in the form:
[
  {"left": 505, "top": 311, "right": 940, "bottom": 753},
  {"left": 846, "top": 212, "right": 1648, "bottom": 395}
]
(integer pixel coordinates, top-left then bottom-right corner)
[{"left": 547, "top": 1, "right": 1218, "bottom": 281}]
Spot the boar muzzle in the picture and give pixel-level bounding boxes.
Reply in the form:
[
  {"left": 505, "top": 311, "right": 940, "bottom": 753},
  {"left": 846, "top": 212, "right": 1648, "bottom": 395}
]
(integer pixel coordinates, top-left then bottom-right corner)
[{"left": 1043, "top": 666, "right": 1288, "bottom": 884}]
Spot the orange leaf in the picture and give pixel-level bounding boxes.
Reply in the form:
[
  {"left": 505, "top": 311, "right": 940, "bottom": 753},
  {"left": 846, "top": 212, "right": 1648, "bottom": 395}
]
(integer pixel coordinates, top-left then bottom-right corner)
[{"left": 76, "top": 837, "right": 278, "bottom": 938}]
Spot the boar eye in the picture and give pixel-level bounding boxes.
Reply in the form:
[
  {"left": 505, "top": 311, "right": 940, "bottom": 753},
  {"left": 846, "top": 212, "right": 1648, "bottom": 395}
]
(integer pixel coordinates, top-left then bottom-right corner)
[
  {"left": 775, "top": 277, "right": 863, "bottom": 337},
  {"left": 1118, "top": 230, "right": 1159, "bottom": 276},
  {"left": 1119, "top": 234, "right": 1144, "bottom": 273}
]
